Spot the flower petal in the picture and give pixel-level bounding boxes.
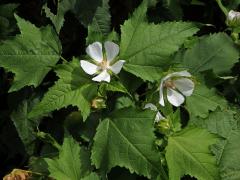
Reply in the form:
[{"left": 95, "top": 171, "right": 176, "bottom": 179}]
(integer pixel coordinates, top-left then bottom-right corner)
[
  {"left": 144, "top": 103, "right": 164, "bottom": 122},
  {"left": 144, "top": 103, "right": 158, "bottom": 111},
  {"left": 167, "top": 88, "right": 185, "bottom": 107},
  {"left": 228, "top": 10, "right": 240, "bottom": 21},
  {"left": 228, "top": 10, "right": 236, "bottom": 21},
  {"left": 155, "top": 112, "right": 165, "bottom": 123},
  {"left": 109, "top": 60, "right": 125, "bottom": 74},
  {"left": 80, "top": 60, "right": 99, "bottom": 75},
  {"left": 173, "top": 78, "right": 194, "bottom": 96},
  {"left": 173, "top": 70, "right": 192, "bottom": 77},
  {"left": 86, "top": 42, "right": 103, "bottom": 63},
  {"left": 104, "top": 41, "right": 119, "bottom": 62},
  {"left": 162, "top": 70, "right": 192, "bottom": 83},
  {"left": 159, "top": 80, "right": 165, "bottom": 106},
  {"left": 92, "top": 70, "right": 110, "bottom": 82}
]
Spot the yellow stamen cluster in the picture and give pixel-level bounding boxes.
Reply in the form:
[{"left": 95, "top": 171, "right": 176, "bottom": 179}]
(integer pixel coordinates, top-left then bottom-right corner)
[
  {"left": 99, "top": 58, "right": 109, "bottom": 70},
  {"left": 164, "top": 80, "right": 176, "bottom": 89}
]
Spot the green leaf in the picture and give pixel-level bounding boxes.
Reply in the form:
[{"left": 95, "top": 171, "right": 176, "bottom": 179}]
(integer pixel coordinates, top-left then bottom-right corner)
[
  {"left": 186, "top": 84, "right": 227, "bottom": 118},
  {"left": 167, "top": 108, "right": 182, "bottom": 132},
  {"left": 86, "top": 0, "right": 111, "bottom": 44},
  {"left": 29, "top": 58, "right": 97, "bottom": 120},
  {"left": 190, "top": 109, "right": 237, "bottom": 138},
  {"left": 208, "top": 108, "right": 240, "bottom": 180},
  {"left": 81, "top": 173, "right": 100, "bottom": 180},
  {"left": 115, "top": 96, "right": 135, "bottom": 110},
  {"left": 0, "top": 3, "right": 18, "bottom": 39},
  {"left": 99, "top": 81, "right": 129, "bottom": 96},
  {"left": 120, "top": 0, "right": 198, "bottom": 81},
  {"left": 91, "top": 108, "right": 164, "bottom": 179},
  {"left": 212, "top": 130, "right": 240, "bottom": 180},
  {"left": 10, "top": 93, "right": 41, "bottom": 155},
  {"left": 45, "top": 137, "right": 92, "bottom": 180},
  {"left": 43, "top": 0, "right": 76, "bottom": 33},
  {"left": 182, "top": 33, "right": 239, "bottom": 75},
  {"left": 0, "top": 15, "right": 61, "bottom": 92},
  {"left": 166, "top": 127, "right": 219, "bottom": 180},
  {"left": 64, "top": 111, "right": 100, "bottom": 142},
  {"left": 72, "top": 0, "right": 101, "bottom": 27},
  {"left": 29, "top": 157, "right": 49, "bottom": 179}
]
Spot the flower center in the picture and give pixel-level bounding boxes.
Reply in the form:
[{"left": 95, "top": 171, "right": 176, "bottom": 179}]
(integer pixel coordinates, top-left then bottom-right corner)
[
  {"left": 164, "top": 80, "right": 176, "bottom": 89},
  {"left": 99, "top": 59, "right": 109, "bottom": 70}
]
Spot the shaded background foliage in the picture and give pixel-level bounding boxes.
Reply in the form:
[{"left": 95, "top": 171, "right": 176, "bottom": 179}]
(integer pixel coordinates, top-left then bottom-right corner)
[{"left": 0, "top": 0, "right": 240, "bottom": 179}]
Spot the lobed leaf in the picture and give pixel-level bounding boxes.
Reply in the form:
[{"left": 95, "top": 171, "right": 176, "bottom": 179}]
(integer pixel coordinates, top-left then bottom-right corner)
[
  {"left": 10, "top": 93, "right": 41, "bottom": 155},
  {"left": 190, "top": 109, "right": 237, "bottom": 138},
  {"left": 45, "top": 137, "right": 92, "bottom": 180},
  {"left": 0, "top": 15, "right": 61, "bottom": 92},
  {"left": 91, "top": 107, "right": 164, "bottom": 179},
  {"left": 186, "top": 84, "right": 227, "bottom": 118},
  {"left": 43, "top": 0, "right": 76, "bottom": 33},
  {"left": 86, "top": 0, "right": 111, "bottom": 44},
  {"left": 166, "top": 127, "right": 219, "bottom": 180},
  {"left": 29, "top": 58, "right": 97, "bottom": 120},
  {"left": 182, "top": 33, "right": 239, "bottom": 75},
  {"left": 120, "top": 0, "right": 199, "bottom": 81},
  {"left": 213, "top": 130, "right": 240, "bottom": 180}
]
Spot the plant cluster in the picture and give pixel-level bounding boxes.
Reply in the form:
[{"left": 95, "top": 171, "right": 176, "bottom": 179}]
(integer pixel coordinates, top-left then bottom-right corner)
[{"left": 0, "top": 0, "right": 240, "bottom": 180}]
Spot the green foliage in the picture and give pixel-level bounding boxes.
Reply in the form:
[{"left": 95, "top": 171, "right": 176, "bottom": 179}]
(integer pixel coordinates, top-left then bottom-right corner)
[
  {"left": 1, "top": 0, "right": 240, "bottom": 179},
  {"left": 0, "top": 3, "right": 18, "bottom": 39},
  {"left": 10, "top": 92, "right": 41, "bottom": 155},
  {"left": 182, "top": 33, "right": 239, "bottom": 75},
  {"left": 29, "top": 58, "right": 97, "bottom": 120},
  {"left": 186, "top": 84, "right": 228, "bottom": 118},
  {"left": 120, "top": 0, "right": 198, "bottom": 81},
  {"left": 0, "top": 15, "right": 61, "bottom": 92},
  {"left": 166, "top": 127, "right": 219, "bottom": 180},
  {"left": 86, "top": 0, "right": 111, "bottom": 44},
  {"left": 45, "top": 136, "right": 92, "bottom": 180},
  {"left": 190, "top": 109, "right": 237, "bottom": 138},
  {"left": 44, "top": 0, "right": 105, "bottom": 33},
  {"left": 99, "top": 81, "right": 129, "bottom": 96},
  {"left": 91, "top": 108, "right": 164, "bottom": 179},
  {"left": 81, "top": 173, "right": 101, "bottom": 180},
  {"left": 72, "top": 0, "right": 101, "bottom": 27},
  {"left": 44, "top": 0, "right": 76, "bottom": 33},
  {"left": 201, "top": 108, "right": 240, "bottom": 180},
  {"left": 213, "top": 130, "right": 240, "bottom": 180},
  {"left": 114, "top": 96, "right": 135, "bottom": 110}
]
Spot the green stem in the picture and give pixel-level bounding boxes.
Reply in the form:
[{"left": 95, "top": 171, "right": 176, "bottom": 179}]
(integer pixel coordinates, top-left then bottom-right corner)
[
  {"left": 36, "top": 130, "right": 61, "bottom": 150},
  {"left": 60, "top": 56, "right": 68, "bottom": 63},
  {"left": 215, "top": 0, "right": 228, "bottom": 16}
]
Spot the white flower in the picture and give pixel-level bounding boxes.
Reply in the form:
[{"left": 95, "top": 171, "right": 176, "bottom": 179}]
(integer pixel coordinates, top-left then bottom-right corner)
[
  {"left": 144, "top": 103, "right": 165, "bottom": 123},
  {"left": 159, "top": 71, "right": 194, "bottom": 107},
  {"left": 227, "top": 10, "right": 240, "bottom": 27},
  {"left": 228, "top": 10, "right": 240, "bottom": 21},
  {"left": 80, "top": 41, "right": 125, "bottom": 82}
]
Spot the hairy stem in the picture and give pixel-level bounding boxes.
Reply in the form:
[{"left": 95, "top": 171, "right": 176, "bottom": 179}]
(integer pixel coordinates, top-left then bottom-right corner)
[{"left": 215, "top": 0, "right": 228, "bottom": 16}]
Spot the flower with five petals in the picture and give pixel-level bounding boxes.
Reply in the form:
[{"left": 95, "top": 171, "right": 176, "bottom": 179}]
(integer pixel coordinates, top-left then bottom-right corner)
[
  {"left": 80, "top": 41, "right": 125, "bottom": 82},
  {"left": 159, "top": 71, "right": 194, "bottom": 107}
]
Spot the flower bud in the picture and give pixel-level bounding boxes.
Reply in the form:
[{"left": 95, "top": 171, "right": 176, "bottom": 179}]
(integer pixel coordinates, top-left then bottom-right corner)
[
  {"left": 156, "top": 118, "right": 171, "bottom": 135},
  {"left": 227, "top": 10, "right": 240, "bottom": 27},
  {"left": 91, "top": 97, "right": 106, "bottom": 109}
]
